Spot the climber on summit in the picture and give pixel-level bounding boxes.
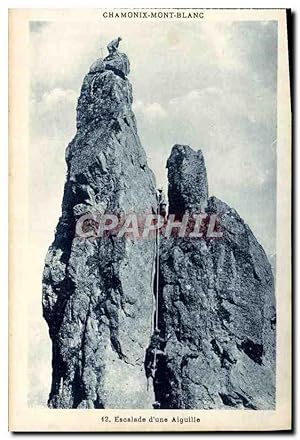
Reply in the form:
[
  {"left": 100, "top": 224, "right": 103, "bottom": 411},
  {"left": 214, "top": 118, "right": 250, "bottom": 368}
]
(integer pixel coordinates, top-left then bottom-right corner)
[{"left": 107, "top": 36, "right": 122, "bottom": 55}]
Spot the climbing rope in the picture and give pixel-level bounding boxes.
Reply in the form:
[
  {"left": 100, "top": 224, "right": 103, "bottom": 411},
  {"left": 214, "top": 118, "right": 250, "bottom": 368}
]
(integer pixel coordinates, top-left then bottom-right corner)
[
  {"left": 155, "top": 192, "right": 160, "bottom": 331},
  {"left": 116, "top": 49, "right": 126, "bottom": 75},
  {"left": 90, "top": 73, "right": 101, "bottom": 98},
  {"left": 152, "top": 191, "right": 161, "bottom": 378},
  {"left": 115, "top": 49, "right": 132, "bottom": 107}
]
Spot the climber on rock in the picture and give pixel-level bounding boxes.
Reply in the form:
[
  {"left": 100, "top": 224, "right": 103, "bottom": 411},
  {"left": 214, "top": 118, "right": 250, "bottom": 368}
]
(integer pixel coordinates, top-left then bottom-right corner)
[
  {"left": 157, "top": 188, "right": 167, "bottom": 218},
  {"left": 107, "top": 37, "right": 122, "bottom": 55},
  {"left": 149, "top": 328, "right": 165, "bottom": 355},
  {"left": 152, "top": 401, "right": 161, "bottom": 409},
  {"left": 145, "top": 328, "right": 166, "bottom": 387}
]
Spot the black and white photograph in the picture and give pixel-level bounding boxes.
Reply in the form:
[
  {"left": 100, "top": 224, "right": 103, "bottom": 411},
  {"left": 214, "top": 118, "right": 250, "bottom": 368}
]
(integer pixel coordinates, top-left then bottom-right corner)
[{"left": 8, "top": 7, "right": 291, "bottom": 432}]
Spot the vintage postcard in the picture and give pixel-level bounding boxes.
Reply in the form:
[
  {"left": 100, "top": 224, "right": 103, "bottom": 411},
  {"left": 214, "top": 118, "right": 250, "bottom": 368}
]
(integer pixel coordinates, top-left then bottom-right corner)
[{"left": 9, "top": 8, "right": 291, "bottom": 431}]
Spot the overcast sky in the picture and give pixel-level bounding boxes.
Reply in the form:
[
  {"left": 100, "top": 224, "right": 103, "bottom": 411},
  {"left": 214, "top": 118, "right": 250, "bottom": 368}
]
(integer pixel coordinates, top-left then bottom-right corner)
[{"left": 28, "top": 19, "right": 277, "bottom": 406}]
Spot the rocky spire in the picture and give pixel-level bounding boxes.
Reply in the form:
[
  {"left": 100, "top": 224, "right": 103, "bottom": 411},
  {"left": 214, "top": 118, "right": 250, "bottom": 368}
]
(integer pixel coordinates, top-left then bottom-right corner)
[
  {"left": 167, "top": 144, "right": 208, "bottom": 216},
  {"left": 42, "top": 45, "right": 157, "bottom": 408},
  {"left": 154, "top": 145, "right": 276, "bottom": 409}
]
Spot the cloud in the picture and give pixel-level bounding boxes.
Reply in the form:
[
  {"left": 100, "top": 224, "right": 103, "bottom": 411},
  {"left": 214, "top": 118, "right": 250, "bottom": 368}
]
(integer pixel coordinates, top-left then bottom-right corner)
[
  {"left": 133, "top": 100, "right": 167, "bottom": 123},
  {"left": 135, "top": 81, "right": 276, "bottom": 191},
  {"left": 39, "top": 87, "right": 77, "bottom": 108},
  {"left": 31, "top": 87, "right": 77, "bottom": 139}
]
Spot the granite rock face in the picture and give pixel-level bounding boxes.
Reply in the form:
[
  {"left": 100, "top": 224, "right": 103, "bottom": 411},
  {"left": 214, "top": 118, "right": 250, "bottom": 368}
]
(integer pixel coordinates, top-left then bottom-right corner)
[
  {"left": 89, "top": 52, "right": 130, "bottom": 78},
  {"left": 154, "top": 145, "right": 276, "bottom": 409},
  {"left": 167, "top": 145, "right": 208, "bottom": 215},
  {"left": 42, "top": 49, "right": 156, "bottom": 408}
]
